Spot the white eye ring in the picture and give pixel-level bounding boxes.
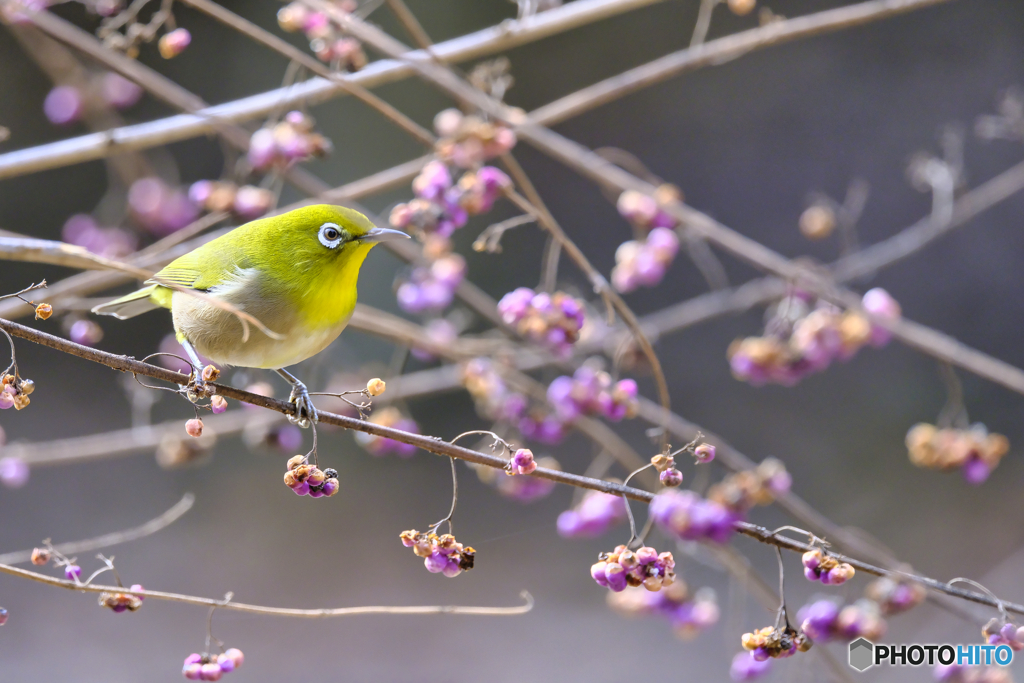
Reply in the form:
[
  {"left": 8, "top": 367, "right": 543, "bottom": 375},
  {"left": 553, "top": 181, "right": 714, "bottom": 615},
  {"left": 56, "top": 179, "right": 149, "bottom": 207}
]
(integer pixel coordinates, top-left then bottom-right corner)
[{"left": 318, "top": 222, "right": 344, "bottom": 249}]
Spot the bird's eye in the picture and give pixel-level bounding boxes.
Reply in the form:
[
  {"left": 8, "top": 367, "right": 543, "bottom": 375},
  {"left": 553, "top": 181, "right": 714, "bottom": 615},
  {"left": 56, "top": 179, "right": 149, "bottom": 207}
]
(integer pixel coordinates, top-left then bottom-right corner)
[{"left": 318, "top": 222, "right": 344, "bottom": 248}]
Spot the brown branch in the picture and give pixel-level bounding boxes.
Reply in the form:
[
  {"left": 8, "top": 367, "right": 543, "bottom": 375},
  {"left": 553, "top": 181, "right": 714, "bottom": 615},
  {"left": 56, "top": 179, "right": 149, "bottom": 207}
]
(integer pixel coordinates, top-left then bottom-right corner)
[
  {"left": 177, "top": 0, "right": 435, "bottom": 146},
  {"left": 528, "top": 0, "right": 954, "bottom": 127},
  {"left": 0, "top": 494, "right": 195, "bottom": 565},
  {"left": 2, "top": 314, "right": 1021, "bottom": 617},
  {"left": 0, "top": 0, "right": 943, "bottom": 180},
  {"left": 0, "top": 0, "right": 668, "bottom": 179},
  {"left": 0, "top": 561, "right": 535, "bottom": 617}
]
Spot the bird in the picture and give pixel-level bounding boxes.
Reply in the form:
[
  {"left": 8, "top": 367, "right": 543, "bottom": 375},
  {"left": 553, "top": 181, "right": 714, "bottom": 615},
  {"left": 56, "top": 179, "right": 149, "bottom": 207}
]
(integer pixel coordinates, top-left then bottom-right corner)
[{"left": 92, "top": 204, "right": 408, "bottom": 425}]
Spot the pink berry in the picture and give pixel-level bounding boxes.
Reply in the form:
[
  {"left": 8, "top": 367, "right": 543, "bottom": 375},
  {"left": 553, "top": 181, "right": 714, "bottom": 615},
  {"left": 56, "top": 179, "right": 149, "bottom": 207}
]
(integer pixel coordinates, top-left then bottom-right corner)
[
  {"left": 185, "top": 419, "right": 203, "bottom": 438},
  {"left": 159, "top": 28, "right": 192, "bottom": 59},
  {"left": 101, "top": 72, "right": 143, "bottom": 109},
  {"left": 694, "top": 444, "right": 716, "bottom": 463},
  {"left": 183, "top": 663, "right": 203, "bottom": 680},
  {"left": 199, "top": 663, "right": 222, "bottom": 681},
  {"left": 659, "top": 468, "right": 683, "bottom": 487}
]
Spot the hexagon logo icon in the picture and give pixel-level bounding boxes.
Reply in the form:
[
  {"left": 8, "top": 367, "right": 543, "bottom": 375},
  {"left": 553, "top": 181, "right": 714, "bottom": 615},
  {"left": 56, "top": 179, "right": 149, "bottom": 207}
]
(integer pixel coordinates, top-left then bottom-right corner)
[{"left": 849, "top": 638, "right": 875, "bottom": 672}]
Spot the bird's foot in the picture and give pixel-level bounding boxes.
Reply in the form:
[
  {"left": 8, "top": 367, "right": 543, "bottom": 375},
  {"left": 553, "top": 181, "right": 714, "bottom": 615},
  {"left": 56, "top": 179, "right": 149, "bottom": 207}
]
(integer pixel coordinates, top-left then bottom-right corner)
[{"left": 287, "top": 382, "right": 319, "bottom": 429}]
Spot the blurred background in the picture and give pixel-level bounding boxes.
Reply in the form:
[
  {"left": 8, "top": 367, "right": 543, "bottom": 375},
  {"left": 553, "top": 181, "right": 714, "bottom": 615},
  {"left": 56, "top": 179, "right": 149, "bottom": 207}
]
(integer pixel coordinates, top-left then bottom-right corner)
[{"left": 1, "top": 0, "right": 1023, "bottom": 680}]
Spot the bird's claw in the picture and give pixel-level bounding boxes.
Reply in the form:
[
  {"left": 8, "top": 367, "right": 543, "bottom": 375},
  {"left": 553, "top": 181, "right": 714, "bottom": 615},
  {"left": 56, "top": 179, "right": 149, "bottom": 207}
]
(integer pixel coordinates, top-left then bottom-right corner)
[{"left": 287, "top": 384, "right": 319, "bottom": 428}]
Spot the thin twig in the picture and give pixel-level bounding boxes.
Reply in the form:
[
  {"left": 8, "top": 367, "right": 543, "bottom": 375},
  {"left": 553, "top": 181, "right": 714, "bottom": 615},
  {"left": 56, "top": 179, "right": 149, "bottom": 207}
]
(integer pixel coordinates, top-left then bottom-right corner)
[
  {"left": 2, "top": 314, "right": 1021, "bottom": 617},
  {"left": 0, "top": 562, "right": 535, "bottom": 617},
  {"left": 177, "top": 0, "right": 436, "bottom": 146},
  {"left": 0, "top": 494, "right": 195, "bottom": 565}
]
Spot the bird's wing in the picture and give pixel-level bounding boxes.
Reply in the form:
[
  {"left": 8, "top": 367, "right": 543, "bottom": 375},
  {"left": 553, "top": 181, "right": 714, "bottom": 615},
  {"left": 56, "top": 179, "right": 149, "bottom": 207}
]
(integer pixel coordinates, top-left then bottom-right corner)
[{"left": 149, "top": 234, "right": 249, "bottom": 291}]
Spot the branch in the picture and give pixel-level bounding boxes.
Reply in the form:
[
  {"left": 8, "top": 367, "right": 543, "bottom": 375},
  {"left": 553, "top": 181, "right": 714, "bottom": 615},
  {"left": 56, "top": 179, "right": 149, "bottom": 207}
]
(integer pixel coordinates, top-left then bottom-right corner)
[
  {"left": 2, "top": 314, "right": 1021, "bottom": 618},
  {"left": 0, "top": 0, "right": 668, "bottom": 179},
  {"left": 0, "top": 562, "right": 535, "bottom": 618},
  {"left": 0, "top": 494, "right": 195, "bottom": 565},
  {"left": 177, "top": 0, "right": 436, "bottom": 146}
]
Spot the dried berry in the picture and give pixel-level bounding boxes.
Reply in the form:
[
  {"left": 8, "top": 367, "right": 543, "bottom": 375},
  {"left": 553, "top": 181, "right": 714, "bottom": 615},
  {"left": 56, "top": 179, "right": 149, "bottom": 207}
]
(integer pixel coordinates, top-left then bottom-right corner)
[{"left": 365, "top": 377, "right": 386, "bottom": 396}]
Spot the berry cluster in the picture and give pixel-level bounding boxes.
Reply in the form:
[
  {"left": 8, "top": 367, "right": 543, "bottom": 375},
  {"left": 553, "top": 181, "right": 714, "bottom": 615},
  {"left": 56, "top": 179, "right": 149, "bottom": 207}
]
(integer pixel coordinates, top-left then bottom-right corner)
[
  {"left": 649, "top": 489, "right": 737, "bottom": 543},
  {"left": 1, "top": 374, "right": 34, "bottom": 411},
  {"left": 982, "top": 618, "right": 1024, "bottom": 650},
  {"left": 98, "top": 586, "right": 145, "bottom": 613},
  {"left": 864, "top": 577, "right": 927, "bottom": 615},
  {"left": 557, "top": 490, "right": 627, "bottom": 538},
  {"left": 497, "top": 288, "right": 586, "bottom": 357},
  {"left": 62, "top": 213, "right": 137, "bottom": 258},
  {"left": 905, "top": 423, "right": 1010, "bottom": 484},
  {"left": 277, "top": 2, "right": 367, "bottom": 70},
  {"left": 389, "top": 161, "right": 512, "bottom": 239},
  {"left": 506, "top": 448, "right": 538, "bottom": 475},
  {"left": 128, "top": 177, "right": 199, "bottom": 237},
  {"left": 801, "top": 548, "right": 855, "bottom": 585},
  {"left": 461, "top": 357, "right": 565, "bottom": 444},
  {"left": 798, "top": 598, "right": 886, "bottom": 642},
  {"left": 607, "top": 581, "right": 720, "bottom": 640},
  {"left": 617, "top": 188, "right": 681, "bottom": 231},
  {"left": 728, "top": 288, "right": 901, "bottom": 386},
  {"left": 612, "top": 228, "right": 681, "bottom": 293},
  {"left": 706, "top": 458, "right": 792, "bottom": 513},
  {"left": 613, "top": 187, "right": 682, "bottom": 292},
  {"left": 248, "top": 111, "right": 332, "bottom": 172},
  {"left": 741, "top": 625, "right": 812, "bottom": 661},
  {"left": 546, "top": 364, "right": 639, "bottom": 422},
  {"left": 189, "top": 181, "right": 275, "bottom": 221},
  {"left": 354, "top": 407, "right": 419, "bottom": 457},
  {"left": 182, "top": 649, "right": 244, "bottom": 681},
  {"left": 590, "top": 545, "right": 676, "bottom": 593},
  {"left": 432, "top": 108, "right": 517, "bottom": 169},
  {"left": 42, "top": 71, "right": 143, "bottom": 127},
  {"left": 283, "top": 456, "right": 339, "bottom": 498},
  {"left": 650, "top": 452, "right": 684, "bottom": 488},
  {"left": 399, "top": 531, "right": 476, "bottom": 578},
  {"left": 396, "top": 252, "right": 466, "bottom": 314}
]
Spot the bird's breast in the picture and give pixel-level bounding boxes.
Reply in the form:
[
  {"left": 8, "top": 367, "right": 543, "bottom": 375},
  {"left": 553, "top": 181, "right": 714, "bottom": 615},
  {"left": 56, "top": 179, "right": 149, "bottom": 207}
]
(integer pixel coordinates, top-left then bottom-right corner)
[{"left": 170, "top": 267, "right": 351, "bottom": 369}]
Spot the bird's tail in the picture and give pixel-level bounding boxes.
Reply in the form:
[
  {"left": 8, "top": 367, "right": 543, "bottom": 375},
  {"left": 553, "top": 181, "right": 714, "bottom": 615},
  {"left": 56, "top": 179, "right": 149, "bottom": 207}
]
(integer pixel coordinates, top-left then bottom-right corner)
[{"left": 91, "top": 284, "right": 165, "bottom": 320}]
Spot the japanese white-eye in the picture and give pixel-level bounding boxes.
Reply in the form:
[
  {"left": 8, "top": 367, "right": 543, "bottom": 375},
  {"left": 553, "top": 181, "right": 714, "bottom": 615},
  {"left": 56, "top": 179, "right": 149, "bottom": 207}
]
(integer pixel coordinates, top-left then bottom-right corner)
[{"left": 92, "top": 204, "right": 408, "bottom": 423}]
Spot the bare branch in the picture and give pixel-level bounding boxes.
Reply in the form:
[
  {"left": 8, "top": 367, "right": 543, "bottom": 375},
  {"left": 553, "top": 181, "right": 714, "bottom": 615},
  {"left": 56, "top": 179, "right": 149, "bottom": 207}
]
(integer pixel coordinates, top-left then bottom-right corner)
[{"left": 0, "top": 494, "right": 195, "bottom": 565}]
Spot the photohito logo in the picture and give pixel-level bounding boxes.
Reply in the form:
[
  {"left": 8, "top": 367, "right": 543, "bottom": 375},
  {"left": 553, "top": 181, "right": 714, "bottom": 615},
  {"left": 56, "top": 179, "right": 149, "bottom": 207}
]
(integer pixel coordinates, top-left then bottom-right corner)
[{"left": 848, "top": 639, "right": 1015, "bottom": 672}]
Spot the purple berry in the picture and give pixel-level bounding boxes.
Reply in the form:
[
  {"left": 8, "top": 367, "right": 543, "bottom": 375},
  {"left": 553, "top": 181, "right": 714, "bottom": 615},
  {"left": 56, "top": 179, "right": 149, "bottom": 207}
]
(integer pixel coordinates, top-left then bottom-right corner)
[
  {"left": 424, "top": 552, "right": 447, "bottom": 573},
  {"left": 64, "top": 565, "right": 82, "bottom": 581},
  {"left": 101, "top": 72, "right": 143, "bottom": 109},
  {"left": 659, "top": 468, "right": 683, "bottom": 487},
  {"left": 44, "top": 85, "right": 83, "bottom": 125},
  {"left": 0, "top": 457, "right": 29, "bottom": 488},
  {"left": 961, "top": 455, "right": 991, "bottom": 485}
]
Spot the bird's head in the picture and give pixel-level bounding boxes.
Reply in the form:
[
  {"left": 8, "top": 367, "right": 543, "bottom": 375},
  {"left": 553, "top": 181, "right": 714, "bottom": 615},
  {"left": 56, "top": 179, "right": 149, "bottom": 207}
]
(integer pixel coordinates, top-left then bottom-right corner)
[{"left": 260, "top": 203, "right": 407, "bottom": 274}]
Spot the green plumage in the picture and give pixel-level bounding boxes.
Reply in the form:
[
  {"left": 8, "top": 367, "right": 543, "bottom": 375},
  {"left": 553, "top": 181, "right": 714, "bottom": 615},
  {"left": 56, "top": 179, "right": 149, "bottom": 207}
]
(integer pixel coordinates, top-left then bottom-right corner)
[{"left": 93, "top": 204, "right": 396, "bottom": 369}]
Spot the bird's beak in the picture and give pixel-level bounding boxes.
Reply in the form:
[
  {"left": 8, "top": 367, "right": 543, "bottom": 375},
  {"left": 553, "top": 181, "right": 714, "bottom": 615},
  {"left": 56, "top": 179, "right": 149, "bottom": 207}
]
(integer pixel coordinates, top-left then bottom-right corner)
[{"left": 360, "top": 227, "right": 410, "bottom": 243}]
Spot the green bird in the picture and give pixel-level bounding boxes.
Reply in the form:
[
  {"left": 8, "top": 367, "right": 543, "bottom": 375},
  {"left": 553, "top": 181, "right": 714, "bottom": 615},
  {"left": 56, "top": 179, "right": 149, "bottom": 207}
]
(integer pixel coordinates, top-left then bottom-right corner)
[{"left": 93, "top": 204, "right": 408, "bottom": 424}]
